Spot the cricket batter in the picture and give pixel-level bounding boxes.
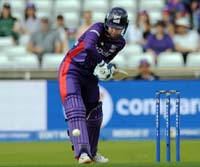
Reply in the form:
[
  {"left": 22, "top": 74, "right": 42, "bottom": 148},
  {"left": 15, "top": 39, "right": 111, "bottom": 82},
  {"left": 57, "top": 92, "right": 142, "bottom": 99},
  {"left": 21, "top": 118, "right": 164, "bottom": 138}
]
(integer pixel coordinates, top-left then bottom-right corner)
[{"left": 58, "top": 7, "right": 129, "bottom": 164}]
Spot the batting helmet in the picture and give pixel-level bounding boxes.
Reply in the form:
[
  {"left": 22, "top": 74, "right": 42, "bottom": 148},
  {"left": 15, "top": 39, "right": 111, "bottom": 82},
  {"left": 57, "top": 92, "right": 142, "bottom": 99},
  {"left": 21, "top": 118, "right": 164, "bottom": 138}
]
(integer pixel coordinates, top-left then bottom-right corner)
[{"left": 105, "top": 7, "right": 129, "bottom": 35}]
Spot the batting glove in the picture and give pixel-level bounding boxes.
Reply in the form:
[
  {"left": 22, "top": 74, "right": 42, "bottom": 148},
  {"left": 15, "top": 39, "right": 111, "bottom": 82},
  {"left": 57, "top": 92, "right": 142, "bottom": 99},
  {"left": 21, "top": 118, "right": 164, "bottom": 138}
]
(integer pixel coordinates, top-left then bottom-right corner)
[{"left": 93, "top": 60, "right": 115, "bottom": 81}]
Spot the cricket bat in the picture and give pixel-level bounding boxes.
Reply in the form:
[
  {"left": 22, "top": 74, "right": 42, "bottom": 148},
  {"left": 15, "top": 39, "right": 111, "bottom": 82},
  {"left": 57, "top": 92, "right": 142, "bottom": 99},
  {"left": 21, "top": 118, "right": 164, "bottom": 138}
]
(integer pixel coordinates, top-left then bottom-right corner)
[{"left": 113, "top": 68, "right": 129, "bottom": 80}]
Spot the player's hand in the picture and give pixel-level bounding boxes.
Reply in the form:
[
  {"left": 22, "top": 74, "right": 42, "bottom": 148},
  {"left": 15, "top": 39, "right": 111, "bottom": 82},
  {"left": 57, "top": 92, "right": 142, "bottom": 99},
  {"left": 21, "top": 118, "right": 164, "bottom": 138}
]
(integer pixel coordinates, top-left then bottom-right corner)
[{"left": 93, "top": 60, "right": 115, "bottom": 81}]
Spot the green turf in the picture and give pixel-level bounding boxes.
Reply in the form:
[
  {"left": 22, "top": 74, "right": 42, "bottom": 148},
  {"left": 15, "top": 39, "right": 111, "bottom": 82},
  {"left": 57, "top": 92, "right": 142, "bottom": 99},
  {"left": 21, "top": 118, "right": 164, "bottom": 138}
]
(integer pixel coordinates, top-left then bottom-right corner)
[{"left": 0, "top": 140, "right": 200, "bottom": 167}]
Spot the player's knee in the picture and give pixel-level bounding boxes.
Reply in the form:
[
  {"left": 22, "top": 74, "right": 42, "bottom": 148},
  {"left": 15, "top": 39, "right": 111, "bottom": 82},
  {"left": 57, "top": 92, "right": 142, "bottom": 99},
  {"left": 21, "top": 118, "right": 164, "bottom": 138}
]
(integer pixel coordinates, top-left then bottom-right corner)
[
  {"left": 86, "top": 102, "right": 103, "bottom": 125},
  {"left": 63, "top": 94, "right": 86, "bottom": 120}
]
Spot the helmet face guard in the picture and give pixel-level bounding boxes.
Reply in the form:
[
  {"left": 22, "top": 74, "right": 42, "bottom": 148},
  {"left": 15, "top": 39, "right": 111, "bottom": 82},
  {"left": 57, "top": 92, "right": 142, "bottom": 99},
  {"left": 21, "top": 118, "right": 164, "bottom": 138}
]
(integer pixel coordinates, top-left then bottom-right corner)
[{"left": 105, "top": 7, "right": 129, "bottom": 35}]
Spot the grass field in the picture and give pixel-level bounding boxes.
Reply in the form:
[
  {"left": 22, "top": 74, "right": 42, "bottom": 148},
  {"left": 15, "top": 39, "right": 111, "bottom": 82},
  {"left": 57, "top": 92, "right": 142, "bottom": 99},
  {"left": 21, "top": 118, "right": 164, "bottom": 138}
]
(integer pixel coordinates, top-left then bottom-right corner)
[{"left": 0, "top": 140, "right": 200, "bottom": 167}]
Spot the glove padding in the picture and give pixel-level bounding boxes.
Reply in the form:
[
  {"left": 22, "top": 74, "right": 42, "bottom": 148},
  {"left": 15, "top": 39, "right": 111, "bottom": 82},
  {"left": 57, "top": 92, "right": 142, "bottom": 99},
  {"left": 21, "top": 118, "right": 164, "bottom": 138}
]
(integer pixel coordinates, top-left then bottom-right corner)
[{"left": 93, "top": 60, "right": 115, "bottom": 81}]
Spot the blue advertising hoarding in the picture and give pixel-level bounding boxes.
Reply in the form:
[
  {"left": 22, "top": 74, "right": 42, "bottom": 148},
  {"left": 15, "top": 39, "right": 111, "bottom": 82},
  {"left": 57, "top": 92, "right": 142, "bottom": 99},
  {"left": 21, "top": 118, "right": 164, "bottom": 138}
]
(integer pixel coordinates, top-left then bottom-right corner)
[
  {"left": 47, "top": 80, "right": 200, "bottom": 140},
  {"left": 0, "top": 80, "right": 200, "bottom": 141}
]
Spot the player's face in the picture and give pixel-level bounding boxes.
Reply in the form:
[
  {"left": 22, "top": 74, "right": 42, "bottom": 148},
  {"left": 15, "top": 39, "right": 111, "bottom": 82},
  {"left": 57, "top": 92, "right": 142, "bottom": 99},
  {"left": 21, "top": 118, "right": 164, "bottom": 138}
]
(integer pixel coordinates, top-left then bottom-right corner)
[{"left": 107, "top": 27, "right": 123, "bottom": 39}]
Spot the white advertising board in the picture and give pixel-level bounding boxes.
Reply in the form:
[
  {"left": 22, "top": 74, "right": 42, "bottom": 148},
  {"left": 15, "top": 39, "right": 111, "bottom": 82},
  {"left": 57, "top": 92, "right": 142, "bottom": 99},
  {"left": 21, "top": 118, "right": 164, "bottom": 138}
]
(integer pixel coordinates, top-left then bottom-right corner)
[{"left": 0, "top": 81, "right": 47, "bottom": 131}]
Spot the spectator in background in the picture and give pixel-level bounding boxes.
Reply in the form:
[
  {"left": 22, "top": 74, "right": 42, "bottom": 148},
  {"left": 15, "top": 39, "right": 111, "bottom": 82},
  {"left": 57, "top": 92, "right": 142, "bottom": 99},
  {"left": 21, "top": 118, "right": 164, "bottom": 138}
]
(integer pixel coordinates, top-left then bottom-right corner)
[
  {"left": 66, "top": 27, "right": 77, "bottom": 48},
  {"left": 165, "top": 0, "right": 187, "bottom": 23},
  {"left": 27, "top": 16, "right": 62, "bottom": 65},
  {"left": 182, "top": 0, "right": 193, "bottom": 13},
  {"left": 76, "top": 10, "right": 92, "bottom": 39},
  {"left": 162, "top": 7, "right": 176, "bottom": 37},
  {"left": 0, "top": 3, "right": 20, "bottom": 42},
  {"left": 173, "top": 17, "right": 200, "bottom": 63},
  {"left": 55, "top": 15, "right": 69, "bottom": 52},
  {"left": 21, "top": 3, "right": 40, "bottom": 35},
  {"left": 126, "top": 10, "right": 151, "bottom": 50},
  {"left": 146, "top": 20, "right": 174, "bottom": 63},
  {"left": 134, "top": 59, "right": 159, "bottom": 80},
  {"left": 190, "top": 0, "right": 200, "bottom": 33},
  {"left": 19, "top": 3, "right": 40, "bottom": 45}
]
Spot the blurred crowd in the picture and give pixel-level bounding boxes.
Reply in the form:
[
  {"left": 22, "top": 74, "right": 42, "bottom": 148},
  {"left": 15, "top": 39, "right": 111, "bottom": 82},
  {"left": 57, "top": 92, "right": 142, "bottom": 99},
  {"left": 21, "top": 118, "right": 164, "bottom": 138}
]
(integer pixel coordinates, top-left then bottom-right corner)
[
  {"left": 125, "top": 0, "right": 200, "bottom": 64},
  {"left": 0, "top": 0, "right": 200, "bottom": 76}
]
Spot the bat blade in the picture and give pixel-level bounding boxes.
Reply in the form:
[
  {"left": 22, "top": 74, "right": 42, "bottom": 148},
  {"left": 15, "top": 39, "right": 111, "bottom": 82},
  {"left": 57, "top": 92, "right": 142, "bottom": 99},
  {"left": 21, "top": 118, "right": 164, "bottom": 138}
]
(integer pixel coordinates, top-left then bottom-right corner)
[{"left": 113, "top": 69, "right": 129, "bottom": 80}]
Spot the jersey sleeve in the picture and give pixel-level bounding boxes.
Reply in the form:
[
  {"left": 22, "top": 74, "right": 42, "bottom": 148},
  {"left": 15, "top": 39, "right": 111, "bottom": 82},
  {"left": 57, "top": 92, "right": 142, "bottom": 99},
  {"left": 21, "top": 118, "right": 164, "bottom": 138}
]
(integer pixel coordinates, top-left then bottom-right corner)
[
  {"left": 105, "top": 38, "right": 126, "bottom": 63},
  {"left": 84, "top": 23, "right": 104, "bottom": 63}
]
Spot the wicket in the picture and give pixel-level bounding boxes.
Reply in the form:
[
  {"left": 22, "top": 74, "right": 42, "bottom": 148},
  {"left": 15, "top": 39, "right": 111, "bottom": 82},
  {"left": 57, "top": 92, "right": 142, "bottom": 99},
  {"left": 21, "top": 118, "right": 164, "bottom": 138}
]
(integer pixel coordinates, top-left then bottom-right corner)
[{"left": 156, "top": 90, "right": 180, "bottom": 162}]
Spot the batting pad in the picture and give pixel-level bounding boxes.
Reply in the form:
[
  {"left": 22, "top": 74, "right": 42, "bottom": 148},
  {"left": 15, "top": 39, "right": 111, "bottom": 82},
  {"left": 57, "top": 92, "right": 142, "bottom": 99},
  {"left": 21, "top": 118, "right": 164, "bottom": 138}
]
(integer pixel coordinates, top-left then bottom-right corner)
[
  {"left": 86, "top": 102, "right": 103, "bottom": 157},
  {"left": 63, "top": 95, "right": 91, "bottom": 158}
]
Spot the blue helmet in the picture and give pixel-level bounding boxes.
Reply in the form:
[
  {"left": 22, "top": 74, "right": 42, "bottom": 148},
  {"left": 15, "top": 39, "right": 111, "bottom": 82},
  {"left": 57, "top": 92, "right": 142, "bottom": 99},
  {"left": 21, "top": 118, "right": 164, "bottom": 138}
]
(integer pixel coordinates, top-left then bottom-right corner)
[{"left": 105, "top": 7, "right": 129, "bottom": 35}]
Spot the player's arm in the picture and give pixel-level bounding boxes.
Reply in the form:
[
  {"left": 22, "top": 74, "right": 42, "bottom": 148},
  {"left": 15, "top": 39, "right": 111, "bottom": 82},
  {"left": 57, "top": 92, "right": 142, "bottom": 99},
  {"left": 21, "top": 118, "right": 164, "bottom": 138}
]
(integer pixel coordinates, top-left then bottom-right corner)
[
  {"left": 105, "top": 39, "right": 126, "bottom": 63},
  {"left": 84, "top": 24, "right": 103, "bottom": 63},
  {"left": 93, "top": 43, "right": 126, "bottom": 81},
  {"left": 103, "top": 40, "right": 127, "bottom": 80}
]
